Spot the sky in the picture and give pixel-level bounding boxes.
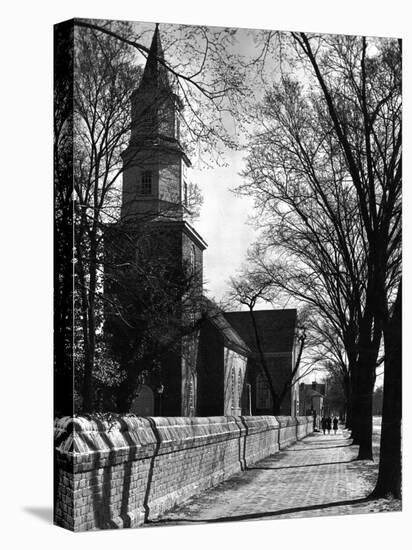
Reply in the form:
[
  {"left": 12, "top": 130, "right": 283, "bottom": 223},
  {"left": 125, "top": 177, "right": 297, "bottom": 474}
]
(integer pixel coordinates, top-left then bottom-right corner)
[{"left": 195, "top": 150, "right": 257, "bottom": 304}]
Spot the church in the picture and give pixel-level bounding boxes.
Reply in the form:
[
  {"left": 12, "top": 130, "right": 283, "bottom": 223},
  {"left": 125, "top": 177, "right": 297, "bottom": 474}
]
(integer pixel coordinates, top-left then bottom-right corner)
[{"left": 105, "top": 25, "right": 300, "bottom": 418}]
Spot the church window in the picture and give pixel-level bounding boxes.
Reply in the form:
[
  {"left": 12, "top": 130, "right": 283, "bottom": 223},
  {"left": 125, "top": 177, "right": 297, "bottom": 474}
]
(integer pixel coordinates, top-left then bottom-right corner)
[
  {"left": 231, "top": 367, "right": 236, "bottom": 411},
  {"left": 238, "top": 368, "right": 243, "bottom": 408},
  {"left": 139, "top": 171, "right": 153, "bottom": 195}
]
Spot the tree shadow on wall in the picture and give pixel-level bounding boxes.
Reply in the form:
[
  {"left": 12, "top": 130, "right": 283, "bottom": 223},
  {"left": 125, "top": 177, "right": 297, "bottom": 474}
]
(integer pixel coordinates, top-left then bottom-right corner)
[
  {"left": 84, "top": 417, "right": 160, "bottom": 529},
  {"left": 142, "top": 418, "right": 162, "bottom": 523},
  {"left": 81, "top": 427, "right": 117, "bottom": 529},
  {"left": 235, "top": 416, "right": 248, "bottom": 471},
  {"left": 56, "top": 417, "right": 164, "bottom": 530}
]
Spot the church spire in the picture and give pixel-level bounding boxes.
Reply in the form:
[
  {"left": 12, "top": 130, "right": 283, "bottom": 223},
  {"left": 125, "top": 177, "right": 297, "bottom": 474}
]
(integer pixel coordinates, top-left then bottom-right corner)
[
  {"left": 122, "top": 23, "right": 191, "bottom": 222},
  {"left": 129, "top": 23, "right": 179, "bottom": 145},
  {"left": 139, "top": 23, "right": 172, "bottom": 92}
]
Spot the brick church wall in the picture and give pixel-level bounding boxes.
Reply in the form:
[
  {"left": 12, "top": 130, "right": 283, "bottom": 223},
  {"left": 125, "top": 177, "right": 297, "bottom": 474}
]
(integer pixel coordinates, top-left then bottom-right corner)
[{"left": 54, "top": 414, "right": 313, "bottom": 531}]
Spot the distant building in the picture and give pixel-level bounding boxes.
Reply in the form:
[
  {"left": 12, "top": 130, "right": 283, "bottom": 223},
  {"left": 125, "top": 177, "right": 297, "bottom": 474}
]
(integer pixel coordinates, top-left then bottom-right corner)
[{"left": 299, "top": 381, "right": 326, "bottom": 418}]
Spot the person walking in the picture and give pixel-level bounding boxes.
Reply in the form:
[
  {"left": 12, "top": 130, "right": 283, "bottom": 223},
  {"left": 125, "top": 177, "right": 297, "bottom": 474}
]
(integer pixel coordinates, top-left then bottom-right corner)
[
  {"left": 326, "top": 416, "right": 332, "bottom": 434},
  {"left": 333, "top": 416, "right": 339, "bottom": 434},
  {"left": 321, "top": 416, "right": 327, "bottom": 434}
]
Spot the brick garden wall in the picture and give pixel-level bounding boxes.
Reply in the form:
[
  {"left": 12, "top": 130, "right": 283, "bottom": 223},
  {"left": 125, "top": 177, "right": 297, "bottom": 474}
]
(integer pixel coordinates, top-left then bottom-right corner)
[{"left": 54, "top": 415, "right": 313, "bottom": 532}]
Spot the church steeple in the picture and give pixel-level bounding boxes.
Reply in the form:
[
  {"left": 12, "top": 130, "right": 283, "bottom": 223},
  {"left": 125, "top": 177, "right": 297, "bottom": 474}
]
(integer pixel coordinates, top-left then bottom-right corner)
[
  {"left": 129, "top": 24, "right": 181, "bottom": 146},
  {"left": 138, "top": 23, "right": 172, "bottom": 92},
  {"left": 121, "top": 24, "right": 188, "bottom": 222}
]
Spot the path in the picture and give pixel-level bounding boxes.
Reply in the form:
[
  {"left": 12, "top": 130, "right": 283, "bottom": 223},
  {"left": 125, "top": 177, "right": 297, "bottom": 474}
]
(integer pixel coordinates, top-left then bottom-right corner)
[{"left": 147, "top": 424, "right": 400, "bottom": 525}]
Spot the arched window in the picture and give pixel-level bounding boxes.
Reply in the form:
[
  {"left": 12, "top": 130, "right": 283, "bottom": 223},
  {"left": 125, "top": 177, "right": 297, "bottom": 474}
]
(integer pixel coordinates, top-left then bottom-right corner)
[
  {"left": 139, "top": 170, "right": 153, "bottom": 195},
  {"left": 231, "top": 367, "right": 236, "bottom": 411},
  {"left": 238, "top": 368, "right": 243, "bottom": 408}
]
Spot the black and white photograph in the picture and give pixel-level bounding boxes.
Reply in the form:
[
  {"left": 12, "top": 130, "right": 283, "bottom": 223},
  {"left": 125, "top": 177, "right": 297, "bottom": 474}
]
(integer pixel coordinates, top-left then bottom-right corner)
[
  {"left": 2, "top": 2, "right": 407, "bottom": 547},
  {"left": 53, "top": 15, "right": 402, "bottom": 532}
]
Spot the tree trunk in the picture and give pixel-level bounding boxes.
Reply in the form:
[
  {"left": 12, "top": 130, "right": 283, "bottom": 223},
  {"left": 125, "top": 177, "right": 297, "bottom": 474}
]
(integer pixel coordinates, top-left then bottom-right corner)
[
  {"left": 343, "top": 372, "right": 352, "bottom": 430},
  {"left": 353, "top": 288, "right": 381, "bottom": 458},
  {"left": 355, "top": 362, "right": 375, "bottom": 460},
  {"left": 370, "top": 282, "right": 402, "bottom": 499},
  {"left": 349, "top": 369, "right": 361, "bottom": 444}
]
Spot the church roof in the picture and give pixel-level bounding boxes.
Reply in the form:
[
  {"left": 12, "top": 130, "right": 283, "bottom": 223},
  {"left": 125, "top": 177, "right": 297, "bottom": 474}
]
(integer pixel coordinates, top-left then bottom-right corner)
[
  {"left": 139, "top": 23, "right": 173, "bottom": 92},
  {"left": 224, "top": 309, "right": 297, "bottom": 354},
  {"left": 203, "top": 299, "right": 251, "bottom": 356}
]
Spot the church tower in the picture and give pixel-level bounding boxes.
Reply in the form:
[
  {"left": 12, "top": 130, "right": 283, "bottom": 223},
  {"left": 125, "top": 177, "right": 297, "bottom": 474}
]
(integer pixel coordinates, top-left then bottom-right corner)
[
  {"left": 120, "top": 24, "right": 207, "bottom": 416},
  {"left": 121, "top": 24, "right": 189, "bottom": 222}
]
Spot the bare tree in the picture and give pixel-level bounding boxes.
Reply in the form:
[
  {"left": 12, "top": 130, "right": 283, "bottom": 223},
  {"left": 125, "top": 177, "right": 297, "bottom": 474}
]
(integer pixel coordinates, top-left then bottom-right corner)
[
  {"left": 289, "top": 32, "right": 401, "bottom": 492},
  {"left": 236, "top": 79, "right": 374, "bottom": 453},
  {"left": 234, "top": 32, "right": 400, "bottom": 493},
  {"left": 370, "top": 279, "right": 401, "bottom": 498},
  {"left": 72, "top": 21, "right": 140, "bottom": 411},
  {"left": 237, "top": 35, "right": 400, "bottom": 461}
]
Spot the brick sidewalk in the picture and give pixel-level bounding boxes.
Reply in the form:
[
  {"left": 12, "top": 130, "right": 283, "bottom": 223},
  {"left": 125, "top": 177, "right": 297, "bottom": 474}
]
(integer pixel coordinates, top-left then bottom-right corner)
[{"left": 147, "top": 427, "right": 396, "bottom": 525}]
